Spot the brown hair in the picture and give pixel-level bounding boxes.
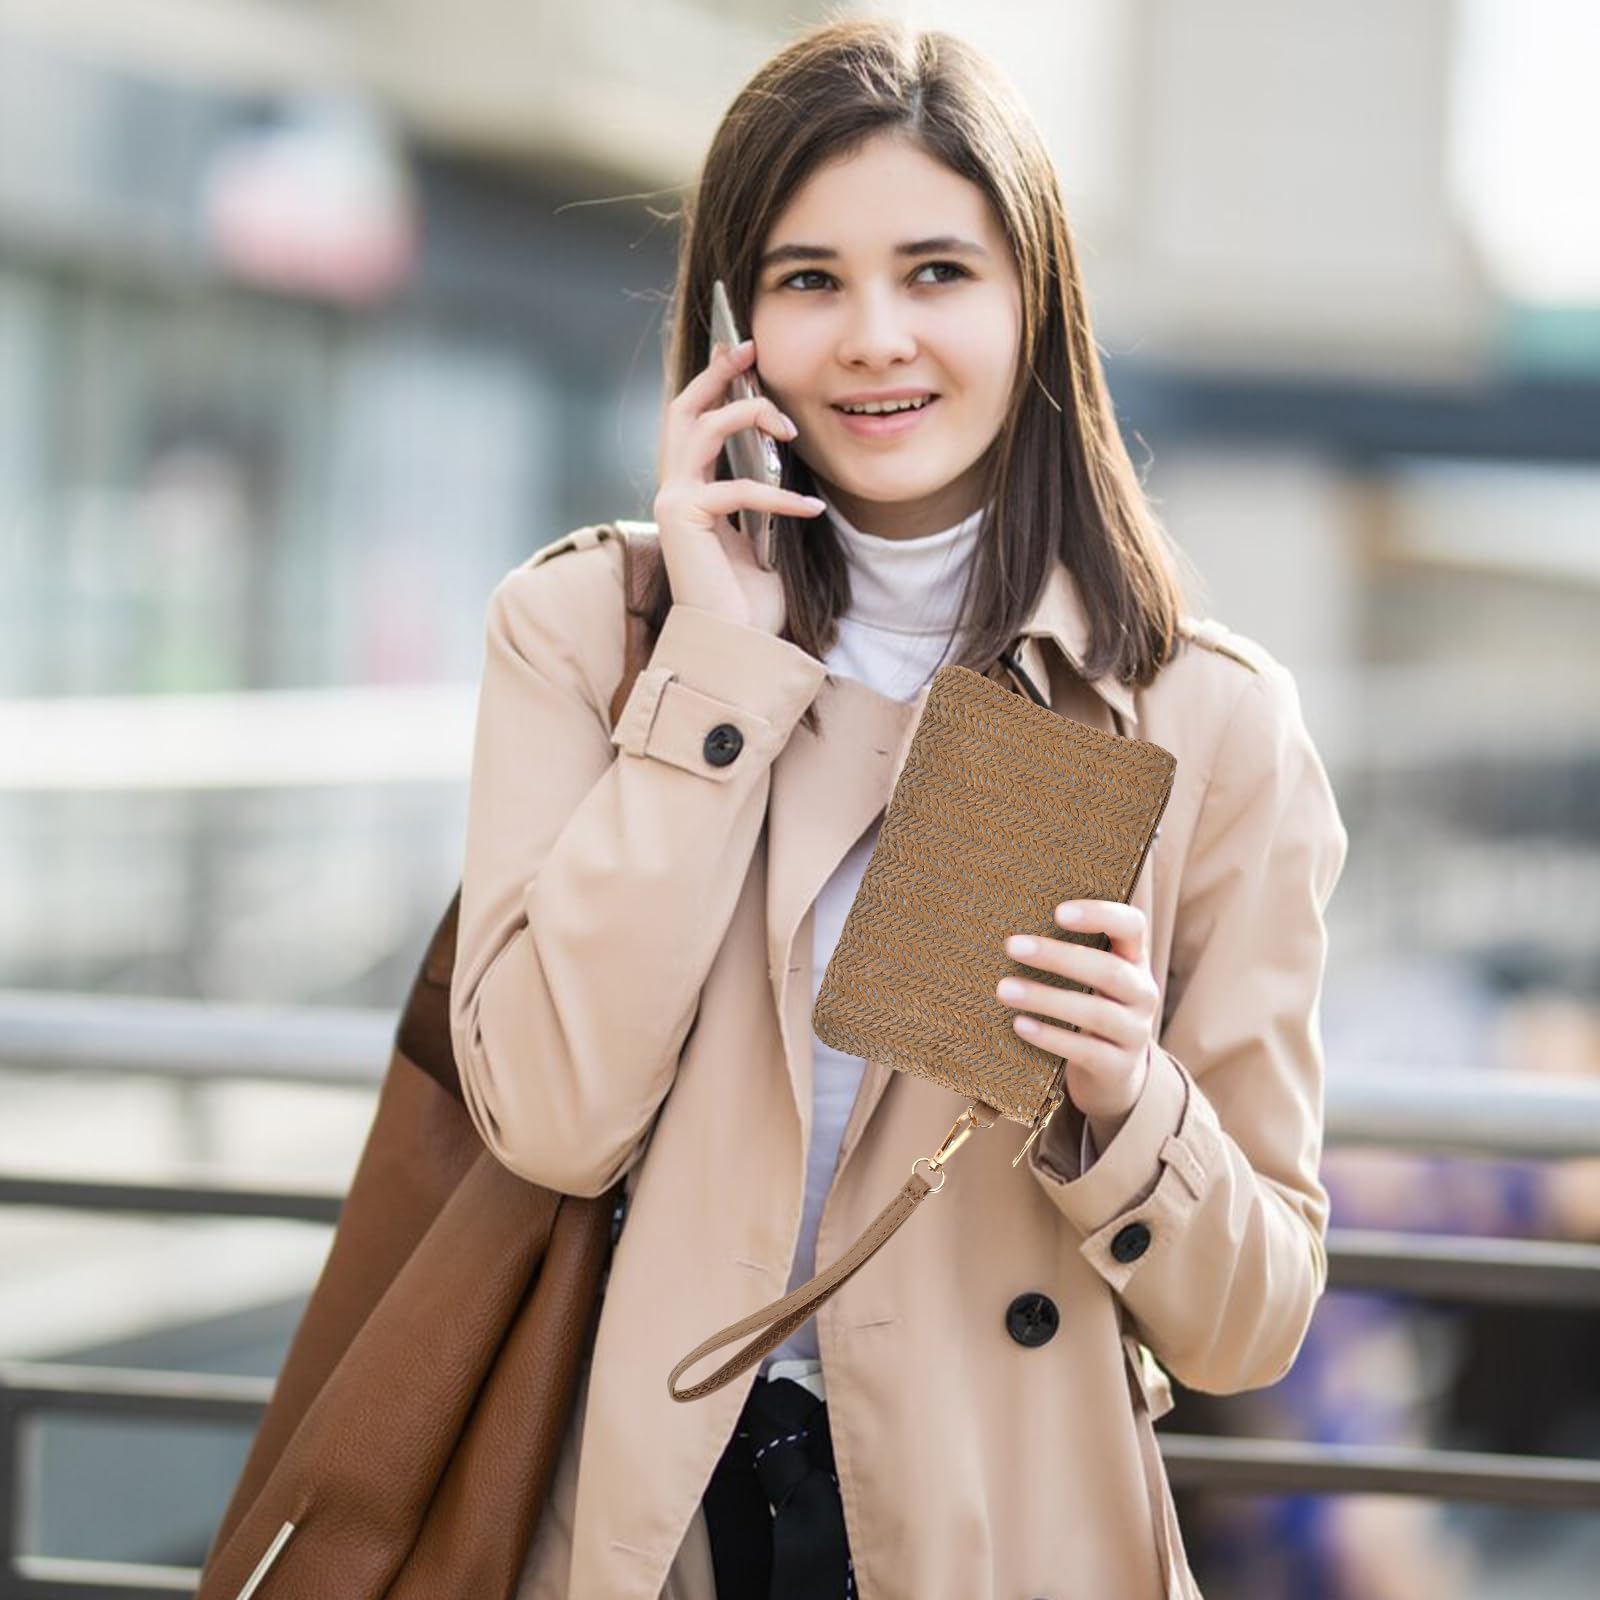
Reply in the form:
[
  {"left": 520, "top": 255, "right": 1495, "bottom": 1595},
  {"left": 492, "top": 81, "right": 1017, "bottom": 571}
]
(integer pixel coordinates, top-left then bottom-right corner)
[{"left": 651, "top": 15, "right": 1192, "bottom": 734}]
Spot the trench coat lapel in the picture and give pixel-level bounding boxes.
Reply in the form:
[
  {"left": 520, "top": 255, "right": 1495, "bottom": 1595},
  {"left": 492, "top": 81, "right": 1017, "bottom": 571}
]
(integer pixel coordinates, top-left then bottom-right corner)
[{"left": 764, "top": 672, "right": 916, "bottom": 1118}]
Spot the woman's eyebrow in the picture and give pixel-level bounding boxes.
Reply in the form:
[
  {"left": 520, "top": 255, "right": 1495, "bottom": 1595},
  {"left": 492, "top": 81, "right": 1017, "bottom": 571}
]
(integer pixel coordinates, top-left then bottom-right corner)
[{"left": 757, "top": 236, "right": 989, "bottom": 269}]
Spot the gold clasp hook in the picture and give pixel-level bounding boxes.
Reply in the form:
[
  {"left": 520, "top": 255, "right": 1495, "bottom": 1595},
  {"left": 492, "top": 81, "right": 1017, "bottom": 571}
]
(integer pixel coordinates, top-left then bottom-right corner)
[{"left": 911, "top": 1100, "right": 998, "bottom": 1192}]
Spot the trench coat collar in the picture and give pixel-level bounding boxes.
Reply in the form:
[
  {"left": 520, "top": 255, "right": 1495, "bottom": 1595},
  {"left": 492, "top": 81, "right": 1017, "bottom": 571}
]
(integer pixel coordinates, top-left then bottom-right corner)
[
  {"left": 763, "top": 556, "right": 1138, "bottom": 1134},
  {"left": 1015, "top": 555, "right": 1138, "bottom": 730}
]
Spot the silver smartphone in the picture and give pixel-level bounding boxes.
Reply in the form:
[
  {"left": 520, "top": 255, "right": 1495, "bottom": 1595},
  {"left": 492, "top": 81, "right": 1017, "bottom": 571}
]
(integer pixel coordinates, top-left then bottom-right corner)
[{"left": 710, "top": 278, "right": 782, "bottom": 571}]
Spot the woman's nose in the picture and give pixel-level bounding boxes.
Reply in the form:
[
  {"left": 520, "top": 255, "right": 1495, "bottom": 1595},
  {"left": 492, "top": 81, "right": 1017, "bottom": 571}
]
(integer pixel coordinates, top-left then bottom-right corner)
[{"left": 836, "top": 286, "right": 918, "bottom": 367}]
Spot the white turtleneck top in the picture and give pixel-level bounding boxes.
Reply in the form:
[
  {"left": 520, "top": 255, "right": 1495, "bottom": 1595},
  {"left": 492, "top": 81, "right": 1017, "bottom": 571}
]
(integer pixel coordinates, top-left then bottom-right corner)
[{"left": 762, "top": 491, "right": 985, "bottom": 1380}]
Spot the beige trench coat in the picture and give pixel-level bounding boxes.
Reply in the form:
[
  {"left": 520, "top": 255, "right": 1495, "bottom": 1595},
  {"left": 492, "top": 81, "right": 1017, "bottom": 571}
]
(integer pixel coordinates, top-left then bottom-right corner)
[{"left": 448, "top": 521, "right": 1349, "bottom": 1600}]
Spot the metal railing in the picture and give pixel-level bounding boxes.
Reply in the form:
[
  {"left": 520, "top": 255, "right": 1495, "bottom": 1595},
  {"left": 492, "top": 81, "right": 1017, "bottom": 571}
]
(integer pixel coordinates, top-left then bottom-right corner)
[{"left": 3, "top": 989, "right": 1600, "bottom": 1596}]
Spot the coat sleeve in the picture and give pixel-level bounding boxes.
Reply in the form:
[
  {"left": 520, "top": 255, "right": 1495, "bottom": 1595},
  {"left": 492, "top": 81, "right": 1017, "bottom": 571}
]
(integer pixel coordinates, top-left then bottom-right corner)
[
  {"left": 449, "top": 547, "right": 827, "bottom": 1198},
  {"left": 1027, "top": 657, "right": 1349, "bottom": 1394}
]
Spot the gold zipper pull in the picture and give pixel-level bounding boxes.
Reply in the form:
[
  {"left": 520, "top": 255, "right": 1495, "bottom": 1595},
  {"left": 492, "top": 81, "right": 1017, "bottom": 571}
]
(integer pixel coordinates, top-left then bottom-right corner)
[{"left": 1012, "top": 1090, "right": 1064, "bottom": 1168}]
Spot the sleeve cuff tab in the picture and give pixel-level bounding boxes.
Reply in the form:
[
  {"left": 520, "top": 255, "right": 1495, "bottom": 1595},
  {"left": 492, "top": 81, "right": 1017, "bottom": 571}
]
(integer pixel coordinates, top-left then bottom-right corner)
[
  {"left": 612, "top": 664, "right": 674, "bottom": 757},
  {"left": 1159, "top": 1133, "right": 1206, "bottom": 1202}
]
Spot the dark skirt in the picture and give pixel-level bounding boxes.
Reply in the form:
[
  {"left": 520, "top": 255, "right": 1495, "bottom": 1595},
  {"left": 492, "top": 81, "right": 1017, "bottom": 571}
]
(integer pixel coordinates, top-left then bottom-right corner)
[{"left": 701, "top": 1373, "right": 857, "bottom": 1599}]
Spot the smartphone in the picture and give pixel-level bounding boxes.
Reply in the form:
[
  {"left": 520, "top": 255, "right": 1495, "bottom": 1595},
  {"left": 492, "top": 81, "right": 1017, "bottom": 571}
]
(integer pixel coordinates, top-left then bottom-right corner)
[{"left": 710, "top": 278, "right": 782, "bottom": 571}]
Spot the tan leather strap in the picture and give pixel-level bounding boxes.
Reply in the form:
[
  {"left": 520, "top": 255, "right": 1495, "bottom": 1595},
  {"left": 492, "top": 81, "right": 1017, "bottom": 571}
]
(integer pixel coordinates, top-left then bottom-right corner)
[
  {"left": 667, "top": 1170, "right": 936, "bottom": 1401},
  {"left": 668, "top": 1098, "right": 1002, "bottom": 1402},
  {"left": 608, "top": 523, "right": 662, "bottom": 732}
]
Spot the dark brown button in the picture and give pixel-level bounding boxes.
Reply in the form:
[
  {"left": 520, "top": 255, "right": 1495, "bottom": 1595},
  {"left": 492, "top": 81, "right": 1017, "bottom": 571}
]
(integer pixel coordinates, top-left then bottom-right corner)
[
  {"left": 703, "top": 723, "right": 743, "bottom": 766},
  {"left": 1111, "top": 1222, "right": 1151, "bottom": 1264},
  {"left": 1004, "top": 1291, "right": 1059, "bottom": 1347}
]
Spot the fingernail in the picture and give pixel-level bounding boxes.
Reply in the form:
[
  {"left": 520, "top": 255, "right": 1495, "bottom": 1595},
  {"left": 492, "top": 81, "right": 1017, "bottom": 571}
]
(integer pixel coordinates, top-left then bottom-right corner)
[
  {"left": 804, "top": 496, "right": 827, "bottom": 509},
  {"left": 1055, "top": 904, "right": 1080, "bottom": 924},
  {"left": 1007, "top": 936, "right": 1036, "bottom": 956},
  {"left": 779, "top": 414, "right": 798, "bottom": 436}
]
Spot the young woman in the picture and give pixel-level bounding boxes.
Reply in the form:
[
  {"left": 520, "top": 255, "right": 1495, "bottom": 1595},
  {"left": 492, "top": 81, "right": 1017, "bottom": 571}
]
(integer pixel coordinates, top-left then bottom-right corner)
[{"left": 450, "top": 17, "right": 1348, "bottom": 1600}]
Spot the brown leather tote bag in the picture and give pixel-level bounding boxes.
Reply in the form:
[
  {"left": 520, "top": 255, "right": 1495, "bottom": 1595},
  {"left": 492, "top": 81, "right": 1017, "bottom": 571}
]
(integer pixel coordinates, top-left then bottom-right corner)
[{"left": 196, "top": 525, "right": 660, "bottom": 1599}]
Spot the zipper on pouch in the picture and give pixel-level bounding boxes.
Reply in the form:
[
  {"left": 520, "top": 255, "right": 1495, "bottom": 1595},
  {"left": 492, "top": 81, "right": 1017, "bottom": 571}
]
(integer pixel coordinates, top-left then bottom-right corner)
[{"left": 1012, "top": 1065, "right": 1067, "bottom": 1167}]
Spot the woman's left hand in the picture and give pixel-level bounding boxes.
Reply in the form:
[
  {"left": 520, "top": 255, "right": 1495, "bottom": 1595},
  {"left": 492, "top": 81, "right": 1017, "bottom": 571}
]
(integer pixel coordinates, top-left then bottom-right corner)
[{"left": 995, "top": 900, "right": 1158, "bottom": 1145}]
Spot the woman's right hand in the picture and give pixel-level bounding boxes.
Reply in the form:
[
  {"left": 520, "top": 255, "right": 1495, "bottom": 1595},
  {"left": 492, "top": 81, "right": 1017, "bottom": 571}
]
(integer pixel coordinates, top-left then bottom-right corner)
[{"left": 653, "top": 338, "right": 829, "bottom": 637}]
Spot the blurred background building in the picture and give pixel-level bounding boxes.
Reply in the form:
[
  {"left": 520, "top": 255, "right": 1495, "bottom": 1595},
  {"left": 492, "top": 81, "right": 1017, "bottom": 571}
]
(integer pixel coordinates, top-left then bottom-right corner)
[{"left": 1, "top": 0, "right": 1597, "bottom": 1594}]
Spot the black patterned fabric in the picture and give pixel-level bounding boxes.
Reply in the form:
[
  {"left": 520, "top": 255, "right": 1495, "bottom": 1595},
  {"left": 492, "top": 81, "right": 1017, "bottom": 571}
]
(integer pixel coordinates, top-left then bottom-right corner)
[{"left": 702, "top": 1375, "right": 855, "bottom": 1598}]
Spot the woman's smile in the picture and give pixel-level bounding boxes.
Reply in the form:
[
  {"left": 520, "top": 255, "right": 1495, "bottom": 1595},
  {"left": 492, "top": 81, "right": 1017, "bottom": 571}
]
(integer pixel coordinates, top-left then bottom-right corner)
[{"left": 829, "top": 393, "right": 942, "bottom": 439}]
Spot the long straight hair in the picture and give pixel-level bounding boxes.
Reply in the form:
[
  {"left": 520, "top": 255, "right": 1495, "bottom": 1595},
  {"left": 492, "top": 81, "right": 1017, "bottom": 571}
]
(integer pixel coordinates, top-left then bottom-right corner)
[{"left": 651, "top": 16, "right": 1192, "bottom": 735}]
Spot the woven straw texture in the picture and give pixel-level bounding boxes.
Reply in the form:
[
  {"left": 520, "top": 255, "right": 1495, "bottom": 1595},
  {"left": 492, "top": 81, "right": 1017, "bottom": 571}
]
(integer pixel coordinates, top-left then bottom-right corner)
[{"left": 813, "top": 663, "right": 1177, "bottom": 1128}]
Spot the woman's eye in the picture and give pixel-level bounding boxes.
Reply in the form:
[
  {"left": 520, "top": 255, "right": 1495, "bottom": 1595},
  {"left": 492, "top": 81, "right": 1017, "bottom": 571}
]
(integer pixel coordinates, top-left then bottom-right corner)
[{"left": 776, "top": 261, "right": 971, "bottom": 292}]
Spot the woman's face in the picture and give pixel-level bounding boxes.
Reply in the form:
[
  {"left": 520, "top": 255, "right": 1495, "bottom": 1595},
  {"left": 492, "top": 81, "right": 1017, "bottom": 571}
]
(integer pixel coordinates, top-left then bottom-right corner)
[{"left": 748, "top": 132, "right": 1024, "bottom": 542}]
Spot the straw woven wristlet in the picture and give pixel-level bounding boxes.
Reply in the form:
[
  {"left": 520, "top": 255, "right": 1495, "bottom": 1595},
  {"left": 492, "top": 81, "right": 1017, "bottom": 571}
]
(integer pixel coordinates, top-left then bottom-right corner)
[{"left": 669, "top": 660, "right": 1176, "bottom": 1401}]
